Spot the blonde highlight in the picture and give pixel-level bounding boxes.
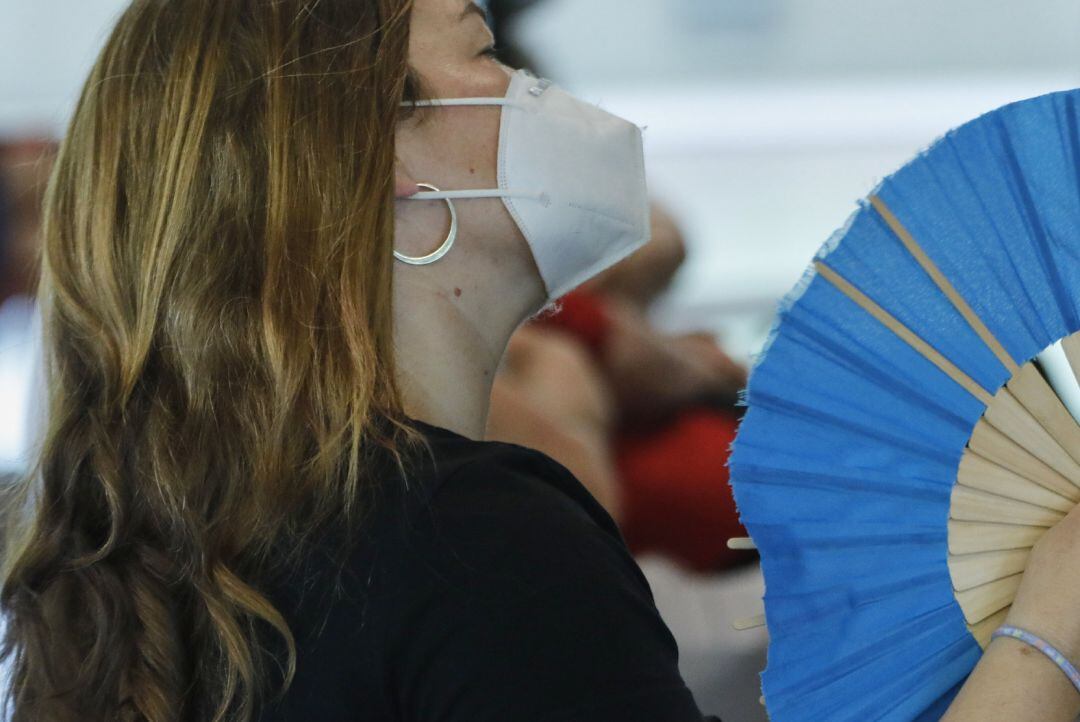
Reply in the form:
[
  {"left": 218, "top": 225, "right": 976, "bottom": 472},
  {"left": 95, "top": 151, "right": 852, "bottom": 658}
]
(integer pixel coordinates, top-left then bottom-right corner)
[{"left": 0, "top": 1, "right": 430, "bottom": 719}]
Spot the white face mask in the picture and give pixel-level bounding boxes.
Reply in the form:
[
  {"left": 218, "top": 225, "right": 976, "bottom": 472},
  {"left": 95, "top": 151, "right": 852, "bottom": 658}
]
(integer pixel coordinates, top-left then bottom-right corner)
[{"left": 398, "top": 69, "right": 651, "bottom": 303}]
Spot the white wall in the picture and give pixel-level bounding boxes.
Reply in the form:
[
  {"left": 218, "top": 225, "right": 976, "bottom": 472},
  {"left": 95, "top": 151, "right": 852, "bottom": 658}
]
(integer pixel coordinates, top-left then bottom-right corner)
[
  {"left": 0, "top": 1, "right": 1078, "bottom": 356},
  {"left": 509, "top": 1, "right": 1080, "bottom": 357},
  {"left": 515, "top": 0, "right": 1080, "bottom": 86},
  {"left": 0, "top": 0, "right": 130, "bottom": 136}
]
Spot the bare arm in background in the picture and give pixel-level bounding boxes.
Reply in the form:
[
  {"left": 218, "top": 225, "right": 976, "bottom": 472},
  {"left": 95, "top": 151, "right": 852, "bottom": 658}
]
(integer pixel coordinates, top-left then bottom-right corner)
[
  {"left": 486, "top": 326, "right": 624, "bottom": 523},
  {"left": 583, "top": 203, "right": 688, "bottom": 309},
  {"left": 585, "top": 203, "right": 747, "bottom": 424}
]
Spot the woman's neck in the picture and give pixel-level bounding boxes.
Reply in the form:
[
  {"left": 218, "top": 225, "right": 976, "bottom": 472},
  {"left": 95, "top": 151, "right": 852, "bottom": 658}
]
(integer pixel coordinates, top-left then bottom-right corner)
[{"left": 392, "top": 273, "right": 539, "bottom": 441}]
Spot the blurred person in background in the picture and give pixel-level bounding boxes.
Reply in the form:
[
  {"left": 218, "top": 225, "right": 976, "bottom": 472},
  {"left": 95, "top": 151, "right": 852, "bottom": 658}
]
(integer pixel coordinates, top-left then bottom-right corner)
[
  {"left": 0, "top": 141, "right": 53, "bottom": 479},
  {"left": 1, "top": 3, "right": 1078, "bottom": 722},
  {"left": 482, "top": 0, "right": 752, "bottom": 572},
  {"left": 0, "top": 141, "right": 52, "bottom": 304}
]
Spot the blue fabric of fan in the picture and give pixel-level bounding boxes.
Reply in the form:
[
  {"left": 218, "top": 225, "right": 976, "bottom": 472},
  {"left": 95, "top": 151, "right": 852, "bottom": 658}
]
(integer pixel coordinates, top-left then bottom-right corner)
[{"left": 731, "top": 87, "right": 1080, "bottom": 720}]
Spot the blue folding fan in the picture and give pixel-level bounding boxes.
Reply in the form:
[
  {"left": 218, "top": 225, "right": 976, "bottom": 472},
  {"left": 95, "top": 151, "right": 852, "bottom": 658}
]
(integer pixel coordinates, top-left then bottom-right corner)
[{"left": 728, "top": 87, "right": 1080, "bottom": 721}]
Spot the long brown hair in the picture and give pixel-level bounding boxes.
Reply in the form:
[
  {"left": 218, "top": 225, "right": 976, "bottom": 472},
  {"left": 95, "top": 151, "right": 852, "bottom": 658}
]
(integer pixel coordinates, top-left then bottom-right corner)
[{"left": 0, "top": 0, "right": 431, "bottom": 719}]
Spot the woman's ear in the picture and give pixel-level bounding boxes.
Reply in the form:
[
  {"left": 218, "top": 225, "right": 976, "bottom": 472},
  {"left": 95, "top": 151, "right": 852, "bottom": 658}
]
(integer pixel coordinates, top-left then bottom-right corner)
[{"left": 395, "top": 162, "right": 420, "bottom": 199}]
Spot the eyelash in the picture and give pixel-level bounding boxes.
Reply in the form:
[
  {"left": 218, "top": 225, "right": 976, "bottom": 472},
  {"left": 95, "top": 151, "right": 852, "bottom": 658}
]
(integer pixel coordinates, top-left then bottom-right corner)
[{"left": 480, "top": 45, "right": 499, "bottom": 59}]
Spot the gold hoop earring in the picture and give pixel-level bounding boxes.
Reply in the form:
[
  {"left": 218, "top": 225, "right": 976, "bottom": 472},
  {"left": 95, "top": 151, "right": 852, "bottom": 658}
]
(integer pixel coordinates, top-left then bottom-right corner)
[{"left": 394, "top": 183, "right": 458, "bottom": 265}]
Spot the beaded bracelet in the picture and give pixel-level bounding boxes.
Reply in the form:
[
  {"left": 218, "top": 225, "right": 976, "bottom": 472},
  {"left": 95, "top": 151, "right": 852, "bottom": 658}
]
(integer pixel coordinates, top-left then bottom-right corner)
[{"left": 991, "top": 625, "right": 1080, "bottom": 694}]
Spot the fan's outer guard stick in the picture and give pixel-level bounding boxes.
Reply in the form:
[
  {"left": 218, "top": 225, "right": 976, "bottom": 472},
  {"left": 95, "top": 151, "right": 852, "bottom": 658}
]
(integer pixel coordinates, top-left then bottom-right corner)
[
  {"left": 869, "top": 196, "right": 1019, "bottom": 375},
  {"left": 814, "top": 262, "right": 994, "bottom": 405}
]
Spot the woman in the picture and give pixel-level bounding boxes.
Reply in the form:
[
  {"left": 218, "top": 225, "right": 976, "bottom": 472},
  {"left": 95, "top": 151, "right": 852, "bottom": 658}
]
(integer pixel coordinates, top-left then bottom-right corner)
[{"left": 0, "top": 0, "right": 1077, "bottom": 720}]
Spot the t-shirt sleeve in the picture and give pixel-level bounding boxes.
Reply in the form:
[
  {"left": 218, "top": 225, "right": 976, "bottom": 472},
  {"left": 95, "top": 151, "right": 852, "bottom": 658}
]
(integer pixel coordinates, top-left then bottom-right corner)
[{"left": 378, "top": 454, "right": 721, "bottom": 722}]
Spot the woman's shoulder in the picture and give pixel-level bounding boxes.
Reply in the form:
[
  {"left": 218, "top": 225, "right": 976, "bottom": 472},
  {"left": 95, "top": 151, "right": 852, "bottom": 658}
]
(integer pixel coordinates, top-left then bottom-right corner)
[
  {"left": 261, "top": 419, "right": 711, "bottom": 722},
  {"left": 348, "top": 421, "right": 712, "bottom": 722},
  {"left": 393, "top": 417, "right": 624, "bottom": 544},
  {"left": 355, "top": 416, "right": 656, "bottom": 619}
]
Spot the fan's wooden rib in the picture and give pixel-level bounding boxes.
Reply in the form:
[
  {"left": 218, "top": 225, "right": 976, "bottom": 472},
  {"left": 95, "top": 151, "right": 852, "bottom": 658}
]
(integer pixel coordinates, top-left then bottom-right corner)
[
  {"left": 814, "top": 262, "right": 993, "bottom": 405},
  {"left": 1007, "top": 362, "right": 1080, "bottom": 468},
  {"left": 866, "top": 200, "right": 1080, "bottom": 473},
  {"left": 948, "top": 520, "right": 1044, "bottom": 555},
  {"left": 950, "top": 485, "right": 1064, "bottom": 527},
  {"left": 732, "top": 613, "right": 767, "bottom": 631},
  {"left": 968, "top": 420, "right": 1080, "bottom": 501},
  {"left": 818, "top": 208, "right": 1080, "bottom": 491},
  {"left": 958, "top": 451, "right": 1073, "bottom": 512},
  {"left": 948, "top": 548, "right": 1030, "bottom": 591},
  {"left": 869, "top": 196, "right": 1019, "bottom": 376},
  {"left": 956, "top": 573, "right": 1022, "bottom": 624},
  {"left": 984, "top": 388, "right": 1080, "bottom": 489},
  {"left": 727, "top": 537, "right": 757, "bottom": 550},
  {"left": 969, "top": 606, "right": 1011, "bottom": 649}
]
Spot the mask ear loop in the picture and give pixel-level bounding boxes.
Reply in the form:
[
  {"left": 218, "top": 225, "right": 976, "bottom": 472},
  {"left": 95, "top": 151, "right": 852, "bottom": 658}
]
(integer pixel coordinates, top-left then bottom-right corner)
[{"left": 394, "top": 183, "right": 458, "bottom": 265}]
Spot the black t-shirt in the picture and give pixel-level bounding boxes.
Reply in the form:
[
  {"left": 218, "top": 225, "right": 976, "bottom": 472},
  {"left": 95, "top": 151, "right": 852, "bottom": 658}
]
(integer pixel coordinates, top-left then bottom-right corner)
[{"left": 258, "top": 417, "right": 722, "bottom": 722}]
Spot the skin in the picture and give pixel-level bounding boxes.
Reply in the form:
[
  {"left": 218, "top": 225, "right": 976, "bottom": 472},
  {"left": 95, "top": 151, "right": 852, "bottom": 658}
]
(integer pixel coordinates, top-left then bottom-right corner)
[
  {"left": 485, "top": 325, "right": 623, "bottom": 523},
  {"left": 943, "top": 501, "right": 1080, "bottom": 720},
  {"left": 393, "top": 2, "right": 1080, "bottom": 716},
  {"left": 392, "top": 0, "right": 748, "bottom": 438},
  {"left": 393, "top": 0, "right": 545, "bottom": 441}
]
